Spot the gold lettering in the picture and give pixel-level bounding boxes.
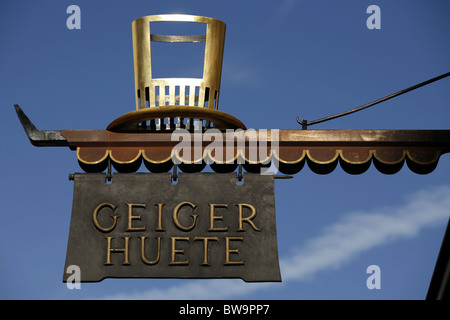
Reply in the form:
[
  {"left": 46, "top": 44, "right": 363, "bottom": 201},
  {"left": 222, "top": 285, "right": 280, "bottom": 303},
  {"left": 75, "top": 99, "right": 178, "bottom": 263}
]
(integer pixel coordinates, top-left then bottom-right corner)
[
  {"left": 225, "top": 237, "right": 244, "bottom": 265},
  {"left": 170, "top": 237, "right": 190, "bottom": 265},
  {"left": 155, "top": 203, "right": 165, "bottom": 231},
  {"left": 140, "top": 236, "right": 161, "bottom": 265},
  {"left": 193, "top": 236, "right": 220, "bottom": 266},
  {"left": 237, "top": 203, "right": 261, "bottom": 232},
  {"left": 92, "top": 203, "right": 118, "bottom": 233},
  {"left": 208, "top": 204, "right": 229, "bottom": 231},
  {"left": 105, "top": 236, "right": 130, "bottom": 265},
  {"left": 126, "top": 203, "right": 146, "bottom": 231},
  {"left": 173, "top": 201, "right": 198, "bottom": 231}
]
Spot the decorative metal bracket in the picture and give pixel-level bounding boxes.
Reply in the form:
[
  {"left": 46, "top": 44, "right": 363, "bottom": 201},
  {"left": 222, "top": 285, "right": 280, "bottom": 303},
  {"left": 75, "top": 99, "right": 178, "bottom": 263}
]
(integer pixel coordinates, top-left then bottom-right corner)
[{"left": 14, "top": 105, "right": 68, "bottom": 147}]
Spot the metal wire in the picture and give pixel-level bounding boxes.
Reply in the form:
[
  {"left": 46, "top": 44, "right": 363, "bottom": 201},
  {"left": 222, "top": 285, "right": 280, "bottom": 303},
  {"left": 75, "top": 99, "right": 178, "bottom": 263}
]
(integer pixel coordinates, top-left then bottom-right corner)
[{"left": 297, "top": 72, "right": 450, "bottom": 129}]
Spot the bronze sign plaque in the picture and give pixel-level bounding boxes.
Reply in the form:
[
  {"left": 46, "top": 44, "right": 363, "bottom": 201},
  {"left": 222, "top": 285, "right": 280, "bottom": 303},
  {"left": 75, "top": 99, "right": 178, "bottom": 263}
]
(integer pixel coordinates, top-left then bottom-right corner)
[{"left": 63, "top": 173, "right": 281, "bottom": 282}]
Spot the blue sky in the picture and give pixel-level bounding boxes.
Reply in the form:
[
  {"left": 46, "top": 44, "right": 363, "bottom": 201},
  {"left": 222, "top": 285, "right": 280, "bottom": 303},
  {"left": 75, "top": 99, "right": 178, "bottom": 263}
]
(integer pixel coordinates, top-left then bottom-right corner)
[{"left": 1, "top": 0, "right": 449, "bottom": 300}]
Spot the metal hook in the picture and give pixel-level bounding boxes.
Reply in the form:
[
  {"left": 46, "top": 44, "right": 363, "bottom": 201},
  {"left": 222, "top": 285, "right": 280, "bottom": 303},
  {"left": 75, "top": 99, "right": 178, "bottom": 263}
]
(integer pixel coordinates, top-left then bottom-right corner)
[
  {"left": 296, "top": 117, "right": 308, "bottom": 130},
  {"left": 106, "top": 158, "right": 113, "bottom": 182},
  {"left": 172, "top": 164, "right": 178, "bottom": 183},
  {"left": 237, "top": 163, "right": 243, "bottom": 183}
]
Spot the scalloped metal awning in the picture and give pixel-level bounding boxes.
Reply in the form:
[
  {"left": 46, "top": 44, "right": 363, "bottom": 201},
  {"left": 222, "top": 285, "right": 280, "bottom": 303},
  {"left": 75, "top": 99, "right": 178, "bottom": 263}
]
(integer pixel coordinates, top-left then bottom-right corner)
[{"left": 59, "top": 129, "right": 450, "bottom": 175}]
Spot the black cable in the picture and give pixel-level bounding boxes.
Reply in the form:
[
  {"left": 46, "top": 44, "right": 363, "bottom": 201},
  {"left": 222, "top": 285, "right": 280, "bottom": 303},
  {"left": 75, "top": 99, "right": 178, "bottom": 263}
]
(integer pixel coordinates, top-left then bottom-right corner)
[{"left": 297, "top": 72, "right": 450, "bottom": 129}]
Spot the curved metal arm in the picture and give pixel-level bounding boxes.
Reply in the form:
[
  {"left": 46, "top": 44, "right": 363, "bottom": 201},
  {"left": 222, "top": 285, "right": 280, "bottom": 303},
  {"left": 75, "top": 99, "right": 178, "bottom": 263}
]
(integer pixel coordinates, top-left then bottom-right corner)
[
  {"left": 298, "top": 72, "right": 450, "bottom": 129},
  {"left": 14, "top": 104, "right": 68, "bottom": 147}
]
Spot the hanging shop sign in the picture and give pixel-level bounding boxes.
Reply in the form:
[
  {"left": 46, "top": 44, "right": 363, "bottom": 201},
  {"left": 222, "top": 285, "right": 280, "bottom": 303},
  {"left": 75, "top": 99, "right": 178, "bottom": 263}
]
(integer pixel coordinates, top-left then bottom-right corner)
[{"left": 63, "top": 172, "right": 281, "bottom": 282}]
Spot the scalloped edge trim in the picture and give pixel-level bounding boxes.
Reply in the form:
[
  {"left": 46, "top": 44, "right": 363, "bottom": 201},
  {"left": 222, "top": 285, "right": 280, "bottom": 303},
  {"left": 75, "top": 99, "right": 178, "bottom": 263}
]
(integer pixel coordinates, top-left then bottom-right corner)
[{"left": 76, "top": 147, "right": 441, "bottom": 166}]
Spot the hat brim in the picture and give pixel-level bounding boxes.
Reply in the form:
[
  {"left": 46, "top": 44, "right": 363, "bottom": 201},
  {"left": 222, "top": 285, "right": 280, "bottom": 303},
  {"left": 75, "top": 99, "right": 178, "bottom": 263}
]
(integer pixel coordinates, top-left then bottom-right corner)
[{"left": 107, "top": 105, "right": 246, "bottom": 132}]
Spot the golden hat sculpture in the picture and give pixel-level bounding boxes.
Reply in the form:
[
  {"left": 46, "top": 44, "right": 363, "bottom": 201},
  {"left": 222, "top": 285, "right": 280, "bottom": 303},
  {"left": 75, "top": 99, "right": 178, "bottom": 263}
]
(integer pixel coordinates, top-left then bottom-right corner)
[{"left": 107, "top": 14, "right": 246, "bottom": 132}]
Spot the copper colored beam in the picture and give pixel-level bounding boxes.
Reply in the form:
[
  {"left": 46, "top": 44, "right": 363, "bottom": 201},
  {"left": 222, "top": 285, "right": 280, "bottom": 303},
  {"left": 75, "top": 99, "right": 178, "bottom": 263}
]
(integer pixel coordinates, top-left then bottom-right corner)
[{"left": 15, "top": 105, "right": 450, "bottom": 175}]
